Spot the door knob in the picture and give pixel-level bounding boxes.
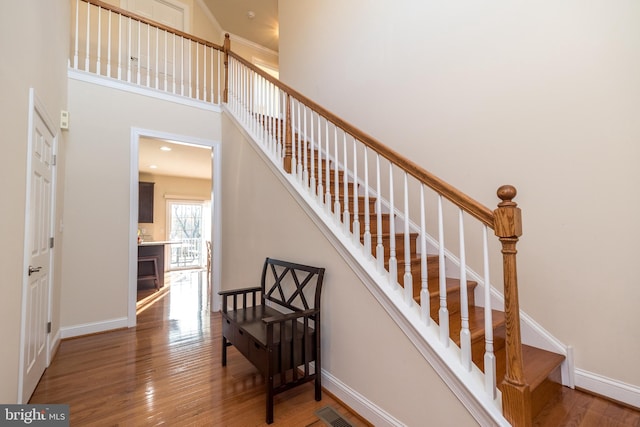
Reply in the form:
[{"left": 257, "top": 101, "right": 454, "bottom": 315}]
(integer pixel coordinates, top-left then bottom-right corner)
[{"left": 28, "top": 266, "right": 42, "bottom": 276}]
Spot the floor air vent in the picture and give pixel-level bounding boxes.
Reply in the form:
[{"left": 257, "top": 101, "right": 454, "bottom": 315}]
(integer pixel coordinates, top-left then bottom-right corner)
[{"left": 315, "top": 406, "right": 354, "bottom": 427}]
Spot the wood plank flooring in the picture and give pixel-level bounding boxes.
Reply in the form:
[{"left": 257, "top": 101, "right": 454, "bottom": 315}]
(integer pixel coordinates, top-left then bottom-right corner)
[
  {"left": 30, "top": 270, "right": 368, "bottom": 426},
  {"left": 30, "top": 270, "right": 640, "bottom": 426}
]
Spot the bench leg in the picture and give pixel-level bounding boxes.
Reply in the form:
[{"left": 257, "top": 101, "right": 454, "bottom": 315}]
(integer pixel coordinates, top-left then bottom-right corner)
[
  {"left": 222, "top": 336, "right": 228, "bottom": 367},
  {"left": 266, "top": 378, "right": 274, "bottom": 424},
  {"left": 315, "top": 375, "right": 322, "bottom": 401}
]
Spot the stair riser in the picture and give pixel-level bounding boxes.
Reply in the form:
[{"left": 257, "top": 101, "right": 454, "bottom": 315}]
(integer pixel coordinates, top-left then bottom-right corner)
[
  {"left": 430, "top": 289, "right": 477, "bottom": 319},
  {"left": 372, "top": 235, "right": 418, "bottom": 260},
  {"left": 531, "top": 365, "right": 562, "bottom": 418}
]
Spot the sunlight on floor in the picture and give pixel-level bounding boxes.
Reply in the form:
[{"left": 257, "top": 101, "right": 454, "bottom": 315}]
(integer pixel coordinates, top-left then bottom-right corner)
[{"left": 136, "top": 269, "right": 209, "bottom": 324}]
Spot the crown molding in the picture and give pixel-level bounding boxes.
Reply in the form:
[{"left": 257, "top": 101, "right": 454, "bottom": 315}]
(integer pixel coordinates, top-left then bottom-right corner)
[{"left": 224, "top": 31, "right": 279, "bottom": 58}]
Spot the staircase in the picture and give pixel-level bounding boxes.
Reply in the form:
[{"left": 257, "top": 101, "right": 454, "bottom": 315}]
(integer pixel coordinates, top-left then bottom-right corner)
[
  {"left": 64, "top": 2, "right": 587, "bottom": 424},
  {"left": 282, "top": 130, "right": 566, "bottom": 425}
]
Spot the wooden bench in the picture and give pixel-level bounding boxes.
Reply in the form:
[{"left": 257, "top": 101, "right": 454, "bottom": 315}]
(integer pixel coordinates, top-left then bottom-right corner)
[{"left": 220, "top": 258, "right": 325, "bottom": 424}]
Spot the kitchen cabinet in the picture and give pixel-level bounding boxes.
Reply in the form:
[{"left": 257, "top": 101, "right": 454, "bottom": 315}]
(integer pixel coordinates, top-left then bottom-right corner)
[{"left": 139, "top": 181, "right": 154, "bottom": 223}]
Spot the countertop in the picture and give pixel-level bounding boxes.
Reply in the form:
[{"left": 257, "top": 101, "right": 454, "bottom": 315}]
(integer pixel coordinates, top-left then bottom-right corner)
[{"left": 138, "top": 240, "right": 181, "bottom": 246}]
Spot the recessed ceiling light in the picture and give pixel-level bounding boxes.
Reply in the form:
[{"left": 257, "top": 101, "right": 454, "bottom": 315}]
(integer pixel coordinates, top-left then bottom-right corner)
[
  {"left": 247, "top": 10, "right": 255, "bottom": 19},
  {"left": 160, "top": 146, "right": 172, "bottom": 151},
  {"left": 149, "top": 165, "right": 158, "bottom": 169}
]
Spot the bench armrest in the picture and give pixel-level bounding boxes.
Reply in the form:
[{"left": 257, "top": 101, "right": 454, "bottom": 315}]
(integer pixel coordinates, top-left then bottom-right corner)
[
  {"left": 262, "top": 308, "right": 319, "bottom": 325},
  {"left": 219, "top": 286, "right": 261, "bottom": 312},
  {"left": 219, "top": 286, "right": 261, "bottom": 296}
]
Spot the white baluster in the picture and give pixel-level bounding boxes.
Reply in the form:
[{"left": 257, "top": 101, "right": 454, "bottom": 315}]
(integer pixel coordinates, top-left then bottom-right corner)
[
  {"left": 276, "top": 88, "right": 287, "bottom": 161},
  {"left": 316, "top": 115, "right": 323, "bottom": 204},
  {"left": 127, "top": 18, "right": 132, "bottom": 82},
  {"left": 74, "top": 0, "right": 79, "bottom": 69},
  {"left": 388, "top": 165, "right": 398, "bottom": 289},
  {"left": 403, "top": 173, "right": 413, "bottom": 304},
  {"left": 297, "top": 102, "right": 303, "bottom": 182},
  {"left": 333, "top": 127, "right": 341, "bottom": 222},
  {"left": 273, "top": 85, "right": 278, "bottom": 152},
  {"left": 267, "top": 84, "right": 274, "bottom": 153},
  {"left": 117, "top": 13, "right": 122, "bottom": 80},
  {"left": 85, "top": 3, "right": 90, "bottom": 71},
  {"left": 136, "top": 21, "right": 142, "bottom": 84},
  {"left": 352, "top": 140, "right": 360, "bottom": 245},
  {"left": 146, "top": 24, "right": 151, "bottom": 87},
  {"left": 459, "top": 209, "right": 471, "bottom": 371},
  {"left": 196, "top": 42, "right": 200, "bottom": 99},
  {"left": 325, "top": 121, "right": 331, "bottom": 211},
  {"left": 483, "top": 225, "right": 497, "bottom": 398},
  {"left": 172, "top": 34, "right": 176, "bottom": 94},
  {"left": 203, "top": 46, "right": 207, "bottom": 101},
  {"left": 217, "top": 50, "right": 221, "bottom": 104},
  {"left": 155, "top": 27, "right": 159, "bottom": 89},
  {"left": 420, "top": 184, "right": 430, "bottom": 325},
  {"left": 362, "top": 147, "right": 371, "bottom": 254},
  {"left": 188, "top": 39, "right": 192, "bottom": 97},
  {"left": 164, "top": 31, "right": 168, "bottom": 91},
  {"left": 290, "top": 96, "right": 296, "bottom": 175},
  {"left": 343, "top": 134, "right": 351, "bottom": 235},
  {"left": 96, "top": 6, "right": 101, "bottom": 74},
  {"left": 180, "top": 37, "right": 184, "bottom": 95},
  {"left": 438, "top": 195, "right": 449, "bottom": 347},
  {"left": 303, "top": 106, "right": 309, "bottom": 187},
  {"left": 375, "top": 155, "right": 384, "bottom": 273},
  {"left": 210, "top": 47, "right": 215, "bottom": 103},
  {"left": 107, "top": 10, "right": 112, "bottom": 78},
  {"left": 309, "top": 111, "right": 316, "bottom": 194}
]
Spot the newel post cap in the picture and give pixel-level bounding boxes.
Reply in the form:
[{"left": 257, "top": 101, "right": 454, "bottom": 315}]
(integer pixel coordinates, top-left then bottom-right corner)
[
  {"left": 494, "top": 185, "right": 523, "bottom": 238},
  {"left": 223, "top": 33, "right": 231, "bottom": 51}
]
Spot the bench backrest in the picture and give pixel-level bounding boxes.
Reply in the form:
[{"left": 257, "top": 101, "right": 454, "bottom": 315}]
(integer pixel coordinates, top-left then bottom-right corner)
[{"left": 261, "top": 258, "right": 325, "bottom": 313}]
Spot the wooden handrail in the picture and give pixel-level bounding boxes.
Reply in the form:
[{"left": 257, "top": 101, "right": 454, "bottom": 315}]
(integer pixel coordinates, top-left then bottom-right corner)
[
  {"left": 227, "top": 50, "right": 494, "bottom": 227},
  {"left": 79, "top": 0, "right": 224, "bottom": 52}
]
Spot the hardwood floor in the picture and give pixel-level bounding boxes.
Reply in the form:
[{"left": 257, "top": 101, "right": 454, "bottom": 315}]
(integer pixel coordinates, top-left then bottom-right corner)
[
  {"left": 30, "top": 270, "right": 368, "bottom": 426},
  {"left": 534, "top": 386, "right": 640, "bottom": 427},
  {"left": 29, "top": 270, "right": 640, "bottom": 426}
]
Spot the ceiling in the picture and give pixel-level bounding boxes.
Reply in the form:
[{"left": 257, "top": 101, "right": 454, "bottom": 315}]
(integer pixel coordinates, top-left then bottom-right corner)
[
  {"left": 139, "top": 138, "right": 212, "bottom": 180},
  {"left": 202, "top": 0, "right": 279, "bottom": 52}
]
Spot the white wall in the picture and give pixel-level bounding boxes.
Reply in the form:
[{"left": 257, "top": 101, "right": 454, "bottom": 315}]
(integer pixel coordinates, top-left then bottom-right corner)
[
  {"left": 0, "top": 0, "right": 69, "bottom": 403},
  {"left": 220, "top": 113, "right": 478, "bottom": 426},
  {"left": 62, "top": 79, "right": 220, "bottom": 330},
  {"left": 278, "top": 0, "right": 640, "bottom": 390}
]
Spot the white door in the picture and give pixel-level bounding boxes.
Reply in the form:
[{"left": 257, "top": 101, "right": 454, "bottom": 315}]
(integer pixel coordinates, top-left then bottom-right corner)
[
  {"left": 20, "top": 93, "right": 56, "bottom": 403},
  {"left": 121, "top": 0, "right": 189, "bottom": 88},
  {"left": 122, "top": 0, "right": 188, "bottom": 31}
]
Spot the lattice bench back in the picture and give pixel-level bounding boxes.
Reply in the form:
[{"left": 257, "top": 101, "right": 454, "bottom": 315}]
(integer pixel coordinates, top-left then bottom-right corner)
[{"left": 261, "top": 258, "right": 324, "bottom": 315}]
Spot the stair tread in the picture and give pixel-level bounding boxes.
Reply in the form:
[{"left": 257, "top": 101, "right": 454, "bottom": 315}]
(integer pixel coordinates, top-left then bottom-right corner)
[{"left": 521, "top": 344, "right": 565, "bottom": 390}]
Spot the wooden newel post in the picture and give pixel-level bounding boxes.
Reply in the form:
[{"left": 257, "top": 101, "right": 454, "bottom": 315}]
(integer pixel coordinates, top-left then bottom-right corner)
[
  {"left": 223, "top": 33, "right": 230, "bottom": 103},
  {"left": 284, "top": 94, "right": 293, "bottom": 173},
  {"left": 494, "top": 185, "right": 531, "bottom": 427}
]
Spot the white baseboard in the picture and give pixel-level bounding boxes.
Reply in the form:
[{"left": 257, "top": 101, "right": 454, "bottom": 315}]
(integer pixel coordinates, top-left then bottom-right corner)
[
  {"left": 322, "top": 370, "right": 405, "bottom": 427},
  {"left": 60, "top": 317, "right": 129, "bottom": 339},
  {"left": 575, "top": 369, "right": 640, "bottom": 409}
]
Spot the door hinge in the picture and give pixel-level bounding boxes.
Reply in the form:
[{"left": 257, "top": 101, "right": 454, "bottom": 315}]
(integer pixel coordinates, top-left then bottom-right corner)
[
  {"left": 47, "top": 322, "right": 52, "bottom": 334},
  {"left": 49, "top": 237, "right": 55, "bottom": 249},
  {"left": 52, "top": 154, "right": 57, "bottom": 166}
]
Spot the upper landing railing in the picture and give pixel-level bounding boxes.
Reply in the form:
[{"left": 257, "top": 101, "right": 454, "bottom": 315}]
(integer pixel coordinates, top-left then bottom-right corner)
[
  {"left": 71, "top": 0, "right": 225, "bottom": 104},
  {"left": 71, "top": 2, "right": 528, "bottom": 423}
]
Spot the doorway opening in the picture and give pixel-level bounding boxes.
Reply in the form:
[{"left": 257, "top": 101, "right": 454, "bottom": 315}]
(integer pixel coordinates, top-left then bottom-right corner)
[{"left": 129, "top": 128, "right": 222, "bottom": 328}]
